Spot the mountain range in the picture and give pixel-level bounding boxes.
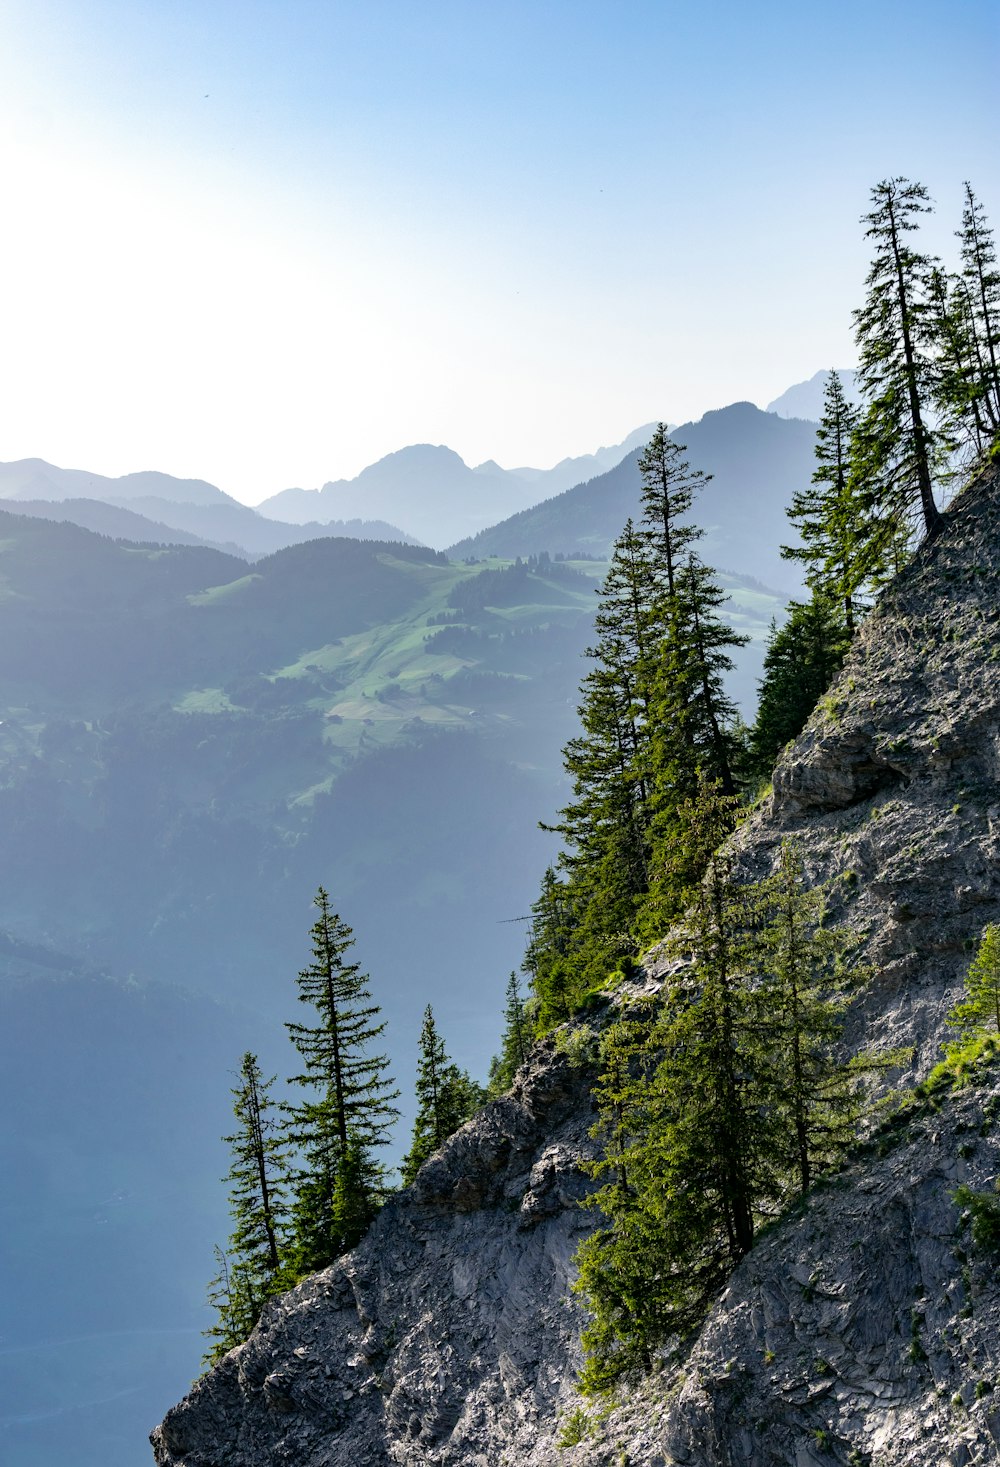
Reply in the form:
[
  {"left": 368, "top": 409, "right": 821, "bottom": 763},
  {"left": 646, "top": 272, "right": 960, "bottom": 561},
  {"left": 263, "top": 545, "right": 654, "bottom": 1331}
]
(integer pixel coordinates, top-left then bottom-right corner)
[
  {"left": 0, "top": 387, "right": 826, "bottom": 563},
  {"left": 254, "top": 423, "right": 662, "bottom": 547}
]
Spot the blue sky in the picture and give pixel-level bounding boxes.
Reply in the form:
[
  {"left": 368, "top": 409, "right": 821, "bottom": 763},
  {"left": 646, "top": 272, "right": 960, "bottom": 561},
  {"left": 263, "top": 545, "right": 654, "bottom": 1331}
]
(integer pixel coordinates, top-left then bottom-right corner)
[{"left": 0, "top": 0, "right": 996, "bottom": 501}]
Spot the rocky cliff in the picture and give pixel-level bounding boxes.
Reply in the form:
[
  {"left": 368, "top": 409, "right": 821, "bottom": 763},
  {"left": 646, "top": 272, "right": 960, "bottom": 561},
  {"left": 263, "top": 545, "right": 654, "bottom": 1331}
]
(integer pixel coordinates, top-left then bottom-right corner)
[{"left": 152, "top": 465, "right": 1000, "bottom": 1466}]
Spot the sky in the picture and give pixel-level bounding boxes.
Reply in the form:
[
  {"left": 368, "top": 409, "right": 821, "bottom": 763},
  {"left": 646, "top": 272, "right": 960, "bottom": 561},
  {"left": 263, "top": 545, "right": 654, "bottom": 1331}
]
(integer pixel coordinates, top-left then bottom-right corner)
[{"left": 0, "top": 0, "right": 996, "bottom": 505}]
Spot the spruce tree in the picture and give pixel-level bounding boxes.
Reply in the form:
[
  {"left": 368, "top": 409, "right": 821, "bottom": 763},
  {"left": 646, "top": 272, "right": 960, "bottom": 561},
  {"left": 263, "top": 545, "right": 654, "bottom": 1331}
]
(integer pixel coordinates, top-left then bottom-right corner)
[
  {"left": 574, "top": 802, "right": 878, "bottom": 1393},
  {"left": 487, "top": 971, "right": 531, "bottom": 1096},
  {"left": 203, "top": 1053, "right": 290, "bottom": 1362},
  {"left": 636, "top": 426, "right": 706, "bottom": 597},
  {"left": 401, "top": 1005, "right": 483, "bottom": 1184},
  {"left": 852, "top": 177, "right": 945, "bottom": 545},
  {"left": 643, "top": 552, "right": 748, "bottom": 915},
  {"left": 748, "top": 597, "right": 847, "bottom": 777},
  {"left": 752, "top": 842, "right": 866, "bottom": 1193},
  {"left": 528, "top": 426, "right": 747, "bottom": 1024},
  {"left": 783, "top": 370, "right": 867, "bottom": 630},
  {"left": 947, "top": 924, "right": 1000, "bottom": 1050},
  {"left": 575, "top": 783, "right": 776, "bottom": 1390},
  {"left": 284, "top": 888, "right": 399, "bottom": 1276},
  {"left": 954, "top": 183, "right": 1000, "bottom": 448}
]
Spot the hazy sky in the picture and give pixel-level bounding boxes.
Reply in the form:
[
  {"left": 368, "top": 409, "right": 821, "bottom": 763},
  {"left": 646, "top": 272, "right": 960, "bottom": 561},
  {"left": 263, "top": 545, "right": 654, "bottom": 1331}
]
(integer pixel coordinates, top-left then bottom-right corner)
[{"left": 0, "top": 0, "right": 996, "bottom": 504}]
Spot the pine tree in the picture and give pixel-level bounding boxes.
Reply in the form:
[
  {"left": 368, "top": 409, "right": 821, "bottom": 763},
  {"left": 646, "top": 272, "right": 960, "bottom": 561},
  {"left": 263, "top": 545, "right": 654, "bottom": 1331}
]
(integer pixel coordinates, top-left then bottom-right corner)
[
  {"left": 852, "top": 177, "right": 946, "bottom": 546},
  {"left": 783, "top": 370, "right": 868, "bottom": 630},
  {"left": 487, "top": 971, "right": 531, "bottom": 1096},
  {"left": 574, "top": 802, "right": 879, "bottom": 1394},
  {"left": 928, "top": 265, "right": 993, "bottom": 463},
  {"left": 748, "top": 597, "right": 847, "bottom": 777},
  {"left": 954, "top": 183, "right": 1000, "bottom": 450},
  {"left": 752, "top": 842, "right": 866, "bottom": 1193},
  {"left": 284, "top": 888, "right": 399, "bottom": 1276},
  {"left": 575, "top": 783, "right": 777, "bottom": 1391},
  {"left": 203, "top": 1053, "right": 290, "bottom": 1363},
  {"left": 203, "top": 1246, "right": 262, "bottom": 1365},
  {"left": 400, "top": 1005, "right": 483, "bottom": 1184},
  {"left": 642, "top": 554, "right": 748, "bottom": 932},
  {"left": 636, "top": 426, "right": 706, "bottom": 597},
  {"left": 947, "top": 924, "right": 1000, "bottom": 1050}
]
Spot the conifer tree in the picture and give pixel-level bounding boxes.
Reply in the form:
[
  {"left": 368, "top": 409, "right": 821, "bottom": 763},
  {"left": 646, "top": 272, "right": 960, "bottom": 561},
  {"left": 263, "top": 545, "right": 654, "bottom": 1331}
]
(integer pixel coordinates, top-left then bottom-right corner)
[
  {"left": 852, "top": 177, "right": 945, "bottom": 546},
  {"left": 400, "top": 1005, "right": 483, "bottom": 1184},
  {"left": 487, "top": 971, "right": 531, "bottom": 1096},
  {"left": 947, "top": 924, "right": 1000, "bottom": 1050},
  {"left": 204, "top": 1246, "right": 262, "bottom": 1365},
  {"left": 956, "top": 183, "right": 1000, "bottom": 444},
  {"left": 648, "top": 553, "right": 748, "bottom": 808},
  {"left": 783, "top": 371, "right": 868, "bottom": 630},
  {"left": 636, "top": 426, "right": 706, "bottom": 597},
  {"left": 928, "top": 266, "right": 994, "bottom": 462},
  {"left": 752, "top": 842, "right": 865, "bottom": 1193},
  {"left": 284, "top": 888, "right": 398, "bottom": 1276},
  {"left": 203, "top": 1053, "right": 290, "bottom": 1362},
  {"left": 748, "top": 597, "right": 847, "bottom": 777},
  {"left": 574, "top": 803, "right": 875, "bottom": 1393},
  {"left": 575, "top": 783, "right": 776, "bottom": 1389}
]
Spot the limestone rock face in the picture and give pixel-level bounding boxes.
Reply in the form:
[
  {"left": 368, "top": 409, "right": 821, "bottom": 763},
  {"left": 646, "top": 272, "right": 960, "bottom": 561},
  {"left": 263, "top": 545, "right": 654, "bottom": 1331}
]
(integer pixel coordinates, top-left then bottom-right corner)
[{"left": 152, "top": 468, "right": 1000, "bottom": 1467}]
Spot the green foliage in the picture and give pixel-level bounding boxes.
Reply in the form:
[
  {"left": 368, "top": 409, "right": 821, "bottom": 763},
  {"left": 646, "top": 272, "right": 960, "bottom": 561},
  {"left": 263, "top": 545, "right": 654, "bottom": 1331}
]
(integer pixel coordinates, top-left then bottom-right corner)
[
  {"left": 525, "top": 428, "right": 751, "bottom": 1025},
  {"left": 282, "top": 888, "right": 399, "bottom": 1278},
  {"left": 947, "top": 924, "right": 1000, "bottom": 1051},
  {"left": 487, "top": 971, "right": 532, "bottom": 1096},
  {"left": 400, "top": 1005, "right": 484, "bottom": 1184},
  {"left": 783, "top": 370, "right": 867, "bottom": 631},
  {"left": 852, "top": 176, "right": 946, "bottom": 548},
  {"left": 574, "top": 821, "right": 871, "bottom": 1393},
  {"left": 934, "top": 184, "right": 1000, "bottom": 462},
  {"left": 748, "top": 597, "right": 848, "bottom": 776},
  {"left": 203, "top": 1053, "right": 290, "bottom": 1363},
  {"left": 556, "top": 1405, "right": 592, "bottom": 1447},
  {"left": 954, "top": 1182, "right": 1000, "bottom": 1252}
]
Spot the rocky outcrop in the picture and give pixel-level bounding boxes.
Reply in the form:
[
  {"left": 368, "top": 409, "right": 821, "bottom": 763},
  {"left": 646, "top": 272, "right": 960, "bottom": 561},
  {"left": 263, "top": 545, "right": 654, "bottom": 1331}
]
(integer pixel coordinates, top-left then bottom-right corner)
[{"left": 152, "top": 468, "right": 1000, "bottom": 1466}]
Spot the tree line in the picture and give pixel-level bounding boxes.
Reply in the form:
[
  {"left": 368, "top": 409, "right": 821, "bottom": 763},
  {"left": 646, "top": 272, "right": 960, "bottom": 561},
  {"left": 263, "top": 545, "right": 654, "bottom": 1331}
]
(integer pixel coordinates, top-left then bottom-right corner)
[
  {"left": 523, "top": 175, "right": 1000, "bottom": 1391},
  {"left": 204, "top": 891, "right": 531, "bottom": 1363}
]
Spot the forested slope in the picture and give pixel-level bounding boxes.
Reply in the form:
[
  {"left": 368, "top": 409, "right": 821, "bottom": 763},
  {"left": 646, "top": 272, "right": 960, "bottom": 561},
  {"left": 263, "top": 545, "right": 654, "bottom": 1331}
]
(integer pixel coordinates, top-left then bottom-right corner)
[{"left": 153, "top": 456, "right": 1000, "bottom": 1464}]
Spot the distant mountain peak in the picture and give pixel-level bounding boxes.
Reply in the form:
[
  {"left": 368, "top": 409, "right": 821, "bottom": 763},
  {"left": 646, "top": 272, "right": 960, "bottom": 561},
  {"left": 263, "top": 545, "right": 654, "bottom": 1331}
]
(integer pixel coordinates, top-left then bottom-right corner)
[{"left": 766, "top": 370, "right": 860, "bottom": 422}]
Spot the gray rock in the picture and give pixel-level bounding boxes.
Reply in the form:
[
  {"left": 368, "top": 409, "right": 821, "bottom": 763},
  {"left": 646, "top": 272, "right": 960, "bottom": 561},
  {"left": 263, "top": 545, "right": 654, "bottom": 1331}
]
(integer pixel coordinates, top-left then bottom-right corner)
[{"left": 152, "top": 466, "right": 1000, "bottom": 1466}]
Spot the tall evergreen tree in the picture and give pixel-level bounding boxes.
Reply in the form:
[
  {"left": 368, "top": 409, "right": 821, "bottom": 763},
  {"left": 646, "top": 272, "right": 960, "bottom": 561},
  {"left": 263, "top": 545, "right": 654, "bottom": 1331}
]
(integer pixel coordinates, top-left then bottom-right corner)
[
  {"left": 928, "top": 265, "right": 994, "bottom": 462},
  {"left": 575, "top": 806, "right": 874, "bottom": 1394},
  {"left": 284, "top": 888, "right": 398, "bottom": 1276},
  {"left": 528, "top": 428, "right": 749, "bottom": 1019},
  {"left": 852, "top": 177, "right": 946, "bottom": 546},
  {"left": 401, "top": 1005, "right": 483, "bottom": 1184},
  {"left": 752, "top": 842, "right": 866, "bottom": 1193},
  {"left": 748, "top": 596, "right": 847, "bottom": 777},
  {"left": 487, "top": 971, "right": 532, "bottom": 1096},
  {"left": 636, "top": 426, "right": 706, "bottom": 597},
  {"left": 783, "top": 371, "right": 868, "bottom": 630},
  {"left": 203, "top": 1053, "right": 290, "bottom": 1362},
  {"left": 575, "top": 783, "right": 777, "bottom": 1390},
  {"left": 954, "top": 183, "right": 1000, "bottom": 449},
  {"left": 647, "top": 553, "right": 748, "bottom": 813}
]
